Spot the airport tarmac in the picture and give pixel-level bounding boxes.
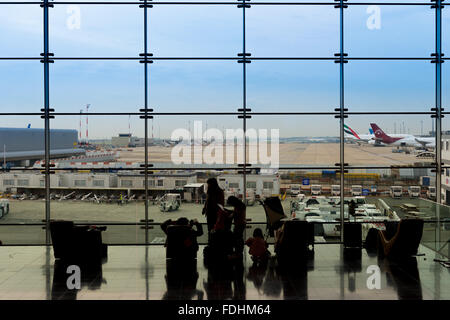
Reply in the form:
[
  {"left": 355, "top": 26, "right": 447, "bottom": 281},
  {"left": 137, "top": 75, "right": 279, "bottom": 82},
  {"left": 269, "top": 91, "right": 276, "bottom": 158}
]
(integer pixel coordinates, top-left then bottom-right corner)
[
  {"left": 116, "top": 143, "right": 431, "bottom": 166},
  {"left": 0, "top": 199, "right": 278, "bottom": 245},
  {"left": 0, "top": 199, "right": 280, "bottom": 224},
  {"left": 3, "top": 196, "right": 448, "bottom": 225},
  {"left": 0, "top": 197, "right": 448, "bottom": 249}
]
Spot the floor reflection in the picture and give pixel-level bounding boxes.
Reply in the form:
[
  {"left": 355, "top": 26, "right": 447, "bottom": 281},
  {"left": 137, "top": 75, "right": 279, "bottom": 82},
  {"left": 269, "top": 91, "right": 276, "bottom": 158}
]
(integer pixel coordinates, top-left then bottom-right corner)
[
  {"left": 203, "top": 258, "right": 246, "bottom": 300},
  {"left": 51, "top": 260, "right": 106, "bottom": 300},
  {"left": 276, "top": 263, "right": 308, "bottom": 300},
  {"left": 383, "top": 257, "right": 423, "bottom": 300},
  {"left": 163, "top": 259, "right": 203, "bottom": 300},
  {"left": 246, "top": 260, "right": 269, "bottom": 296},
  {"left": 344, "top": 248, "right": 362, "bottom": 293},
  {"left": 0, "top": 244, "right": 446, "bottom": 300},
  {"left": 245, "top": 250, "right": 313, "bottom": 300}
]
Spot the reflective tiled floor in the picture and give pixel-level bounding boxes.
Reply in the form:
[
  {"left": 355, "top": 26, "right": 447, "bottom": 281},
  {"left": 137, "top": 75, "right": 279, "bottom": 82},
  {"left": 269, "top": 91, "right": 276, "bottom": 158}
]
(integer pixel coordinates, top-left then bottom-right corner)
[{"left": 0, "top": 244, "right": 449, "bottom": 300}]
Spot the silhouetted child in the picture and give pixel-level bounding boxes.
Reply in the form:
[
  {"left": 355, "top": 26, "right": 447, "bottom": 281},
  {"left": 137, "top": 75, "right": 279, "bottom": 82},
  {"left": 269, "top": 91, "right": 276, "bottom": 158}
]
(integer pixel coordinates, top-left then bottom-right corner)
[
  {"left": 225, "top": 196, "right": 246, "bottom": 259},
  {"left": 245, "top": 228, "right": 270, "bottom": 264}
]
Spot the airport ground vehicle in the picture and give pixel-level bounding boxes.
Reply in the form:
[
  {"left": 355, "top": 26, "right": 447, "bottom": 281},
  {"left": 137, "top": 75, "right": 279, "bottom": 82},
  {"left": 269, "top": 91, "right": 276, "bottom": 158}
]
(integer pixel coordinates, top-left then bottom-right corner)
[
  {"left": 408, "top": 186, "right": 421, "bottom": 198},
  {"left": 331, "top": 185, "right": 340, "bottom": 196},
  {"left": 159, "top": 193, "right": 181, "bottom": 212},
  {"left": 351, "top": 185, "right": 362, "bottom": 196},
  {"left": 0, "top": 199, "right": 10, "bottom": 218},
  {"left": 290, "top": 184, "right": 301, "bottom": 196},
  {"left": 427, "top": 186, "right": 436, "bottom": 199},
  {"left": 390, "top": 186, "right": 403, "bottom": 198},
  {"left": 310, "top": 185, "right": 322, "bottom": 196}
]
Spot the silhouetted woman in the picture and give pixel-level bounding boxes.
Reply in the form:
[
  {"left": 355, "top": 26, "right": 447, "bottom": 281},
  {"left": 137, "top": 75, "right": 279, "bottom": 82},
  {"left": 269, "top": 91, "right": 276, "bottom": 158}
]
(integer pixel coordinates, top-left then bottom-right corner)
[{"left": 202, "top": 178, "right": 225, "bottom": 234}]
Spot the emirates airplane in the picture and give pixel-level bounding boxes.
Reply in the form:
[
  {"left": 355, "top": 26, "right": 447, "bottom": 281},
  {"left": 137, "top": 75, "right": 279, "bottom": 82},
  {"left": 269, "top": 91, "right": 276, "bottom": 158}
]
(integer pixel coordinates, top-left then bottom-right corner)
[
  {"left": 344, "top": 124, "right": 374, "bottom": 144},
  {"left": 370, "top": 123, "right": 435, "bottom": 149}
]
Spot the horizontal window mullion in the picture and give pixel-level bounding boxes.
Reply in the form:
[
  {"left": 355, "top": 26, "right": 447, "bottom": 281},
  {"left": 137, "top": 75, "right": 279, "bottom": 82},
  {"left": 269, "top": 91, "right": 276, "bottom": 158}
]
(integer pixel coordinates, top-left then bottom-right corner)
[
  {"left": 251, "top": 112, "right": 433, "bottom": 115},
  {"left": 0, "top": 113, "right": 45, "bottom": 116},
  {"left": 4, "top": 166, "right": 438, "bottom": 171},
  {"left": 52, "top": 112, "right": 241, "bottom": 115},
  {"left": 276, "top": 166, "right": 438, "bottom": 170},
  {"left": 12, "top": 166, "right": 441, "bottom": 171},
  {"left": 347, "top": 165, "right": 437, "bottom": 170},
  {"left": 1, "top": 112, "right": 435, "bottom": 116},
  {"left": 346, "top": 112, "right": 434, "bottom": 115},
  {"left": 0, "top": 57, "right": 42, "bottom": 60},
  {"left": 0, "top": 57, "right": 438, "bottom": 60},
  {"left": 0, "top": 2, "right": 433, "bottom": 6}
]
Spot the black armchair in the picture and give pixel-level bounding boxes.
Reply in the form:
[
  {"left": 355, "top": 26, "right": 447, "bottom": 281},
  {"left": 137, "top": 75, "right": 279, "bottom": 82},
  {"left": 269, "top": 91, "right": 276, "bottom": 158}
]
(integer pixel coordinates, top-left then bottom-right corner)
[{"left": 50, "top": 220, "right": 107, "bottom": 264}]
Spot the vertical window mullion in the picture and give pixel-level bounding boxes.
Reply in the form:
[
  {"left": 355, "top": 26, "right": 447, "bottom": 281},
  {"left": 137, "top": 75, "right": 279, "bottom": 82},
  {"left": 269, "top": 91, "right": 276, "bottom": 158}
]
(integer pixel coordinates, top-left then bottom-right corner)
[
  {"left": 42, "top": 0, "right": 52, "bottom": 246},
  {"left": 144, "top": 1, "right": 149, "bottom": 246},
  {"left": 434, "top": 0, "right": 443, "bottom": 248},
  {"left": 243, "top": 2, "right": 247, "bottom": 207},
  {"left": 338, "top": 0, "right": 346, "bottom": 244}
]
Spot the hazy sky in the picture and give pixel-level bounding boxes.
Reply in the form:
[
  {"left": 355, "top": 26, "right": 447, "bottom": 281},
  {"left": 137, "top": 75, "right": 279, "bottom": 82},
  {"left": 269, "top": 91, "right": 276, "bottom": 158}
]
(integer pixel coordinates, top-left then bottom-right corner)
[{"left": 0, "top": 2, "right": 448, "bottom": 138}]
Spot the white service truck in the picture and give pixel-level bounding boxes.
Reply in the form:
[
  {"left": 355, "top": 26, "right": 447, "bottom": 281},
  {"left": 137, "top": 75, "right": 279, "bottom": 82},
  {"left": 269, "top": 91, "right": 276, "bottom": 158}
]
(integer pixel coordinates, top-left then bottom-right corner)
[
  {"left": 427, "top": 186, "right": 436, "bottom": 199},
  {"left": 310, "top": 185, "right": 322, "bottom": 196},
  {"left": 408, "top": 186, "right": 421, "bottom": 198},
  {"left": 351, "top": 185, "right": 362, "bottom": 196},
  {"left": 290, "top": 184, "right": 301, "bottom": 196},
  {"left": 390, "top": 186, "right": 403, "bottom": 198},
  {"left": 331, "top": 185, "right": 340, "bottom": 196}
]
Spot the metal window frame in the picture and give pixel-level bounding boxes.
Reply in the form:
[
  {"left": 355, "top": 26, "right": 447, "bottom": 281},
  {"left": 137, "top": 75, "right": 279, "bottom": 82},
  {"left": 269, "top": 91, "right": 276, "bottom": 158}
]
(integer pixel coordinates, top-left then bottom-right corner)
[{"left": 0, "top": 0, "right": 445, "bottom": 247}]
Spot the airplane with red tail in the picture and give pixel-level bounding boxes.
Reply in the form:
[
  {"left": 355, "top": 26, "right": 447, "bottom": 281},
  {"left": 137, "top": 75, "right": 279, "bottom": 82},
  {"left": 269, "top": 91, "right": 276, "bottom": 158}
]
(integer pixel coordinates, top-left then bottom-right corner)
[{"left": 370, "top": 123, "right": 435, "bottom": 148}]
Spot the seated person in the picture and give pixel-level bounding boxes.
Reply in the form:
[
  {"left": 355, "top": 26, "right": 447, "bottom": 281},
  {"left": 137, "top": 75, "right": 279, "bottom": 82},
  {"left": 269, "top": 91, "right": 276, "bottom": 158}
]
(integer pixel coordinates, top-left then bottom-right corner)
[
  {"left": 377, "top": 219, "right": 423, "bottom": 258},
  {"left": 161, "top": 218, "right": 203, "bottom": 257},
  {"left": 245, "top": 228, "right": 270, "bottom": 264}
]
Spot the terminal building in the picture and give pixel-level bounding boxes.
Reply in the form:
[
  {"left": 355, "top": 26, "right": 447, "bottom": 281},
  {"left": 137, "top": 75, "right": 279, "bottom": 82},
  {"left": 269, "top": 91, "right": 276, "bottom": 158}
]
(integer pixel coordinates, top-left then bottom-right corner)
[
  {"left": 0, "top": 127, "right": 85, "bottom": 167},
  {"left": 0, "top": 171, "right": 198, "bottom": 198},
  {"left": 111, "top": 133, "right": 146, "bottom": 147}
]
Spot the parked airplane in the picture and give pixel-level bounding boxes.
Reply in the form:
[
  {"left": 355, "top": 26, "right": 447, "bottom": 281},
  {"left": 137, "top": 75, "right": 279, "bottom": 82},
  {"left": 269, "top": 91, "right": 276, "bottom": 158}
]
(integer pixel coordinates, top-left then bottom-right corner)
[
  {"left": 370, "top": 123, "right": 435, "bottom": 148},
  {"left": 344, "top": 124, "right": 374, "bottom": 144}
]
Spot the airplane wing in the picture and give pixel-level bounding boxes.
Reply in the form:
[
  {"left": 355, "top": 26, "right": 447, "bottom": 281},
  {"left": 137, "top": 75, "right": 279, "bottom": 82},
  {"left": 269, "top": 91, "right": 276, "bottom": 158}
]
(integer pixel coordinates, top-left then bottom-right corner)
[{"left": 414, "top": 138, "right": 432, "bottom": 147}]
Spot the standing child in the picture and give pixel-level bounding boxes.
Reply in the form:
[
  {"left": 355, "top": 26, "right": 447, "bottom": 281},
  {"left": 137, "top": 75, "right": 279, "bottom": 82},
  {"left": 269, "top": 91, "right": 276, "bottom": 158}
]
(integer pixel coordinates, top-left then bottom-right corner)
[
  {"left": 245, "top": 228, "right": 270, "bottom": 264},
  {"left": 226, "top": 196, "right": 246, "bottom": 259}
]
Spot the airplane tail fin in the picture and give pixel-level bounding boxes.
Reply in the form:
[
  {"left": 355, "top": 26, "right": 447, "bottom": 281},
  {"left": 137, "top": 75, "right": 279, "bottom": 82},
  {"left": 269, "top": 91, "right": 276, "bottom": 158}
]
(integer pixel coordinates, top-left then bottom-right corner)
[
  {"left": 370, "top": 123, "right": 390, "bottom": 140},
  {"left": 344, "top": 124, "right": 360, "bottom": 139},
  {"left": 369, "top": 128, "right": 374, "bottom": 135}
]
